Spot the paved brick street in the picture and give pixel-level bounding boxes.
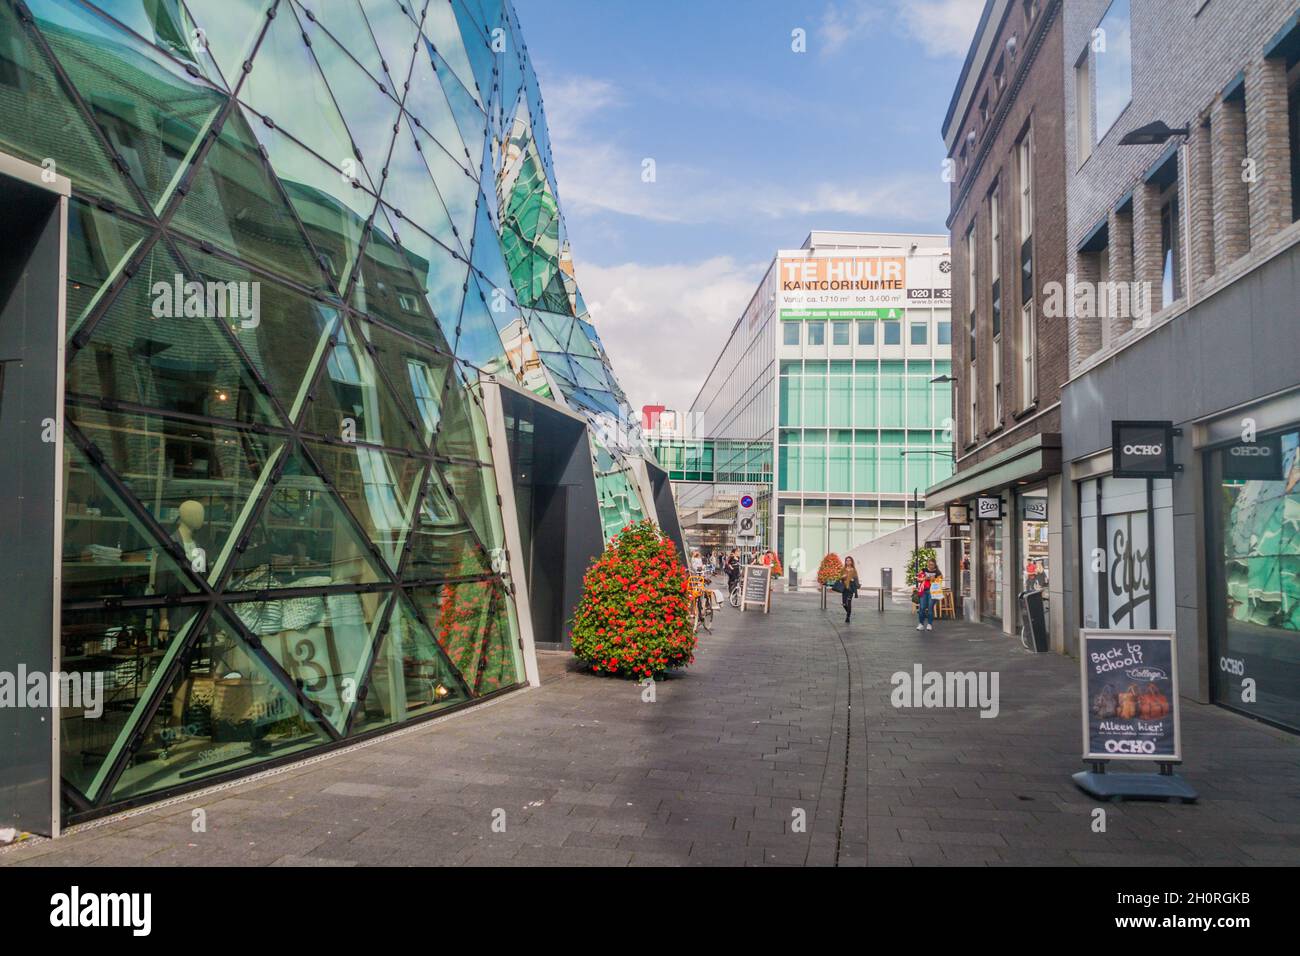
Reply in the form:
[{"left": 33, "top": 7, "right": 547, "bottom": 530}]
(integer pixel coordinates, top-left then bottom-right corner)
[{"left": 2, "top": 589, "right": 1296, "bottom": 867}]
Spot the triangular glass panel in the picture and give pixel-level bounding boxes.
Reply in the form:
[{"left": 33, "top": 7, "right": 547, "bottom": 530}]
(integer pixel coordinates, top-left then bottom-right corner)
[
  {"left": 304, "top": 440, "right": 424, "bottom": 572},
  {"left": 358, "top": 0, "right": 421, "bottom": 88},
  {"left": 448, "top": 0, "right": 495, "bottom": 96},
  {"left": 349, "top": 206, "right": 448, "bottom": 348},
  {"left": 244, "top": 112, "right": 376, "bottom": 293},
  {"left": 230, "top": 587, "right": 388, "bottom": 734},
  {"left": 105, "top": 606, "right": 332, "bottom": 802},
  {"left": 171, "top": 0, "right": 272, "bottom": 92},
  {"left": 469, "top": 199, "right": 522, "bottom": 319},
  {"left": 238, "top": 4, "right": 375, "bottom": 191},
  {"left": 299, "top": 316, "right": 423, "bottom": 452},
  {"left": 432, "top": 372, "right": 491, "bottom": 463},
  {"left": 453, "top": 271, "right": 507, "bottom": 371},
  {"left": 402, "top": 463, "right": 492, "bottom": 581},
  {"left": 299, "top": 14, "right": 401, "bottom": 184},
  {"left": 60, "top": 602, "right": 205, "bottom": 801},
  {"left": 181, "top": 241, "right": 340, "bottom": 422},
  {"left": 31, "top": 0, "right": 227, "bottom": 214},
  {"left": 408, "top": 577, "right": 521, "bottom": 695},
  {"left": 67, "top": 403, "right": 285, "bottom": 587},
  {"left": 87, "top": 0, "right": 227, "bottom": 89},
  {"left": 296, "top": 0, "right": 387, "bottom": 86},
  {"left": 571, "top": 354, "right": 614, "bottom": 392},
  {"left": 409, "top": 119, "right": 477, "bottom": 255},
  {"left": 66, "top": 198, "right": 151, "bottom": 337},
  {"left": 0, "top": 1, "right": 142, "bottom": 212},
  {"left": 430, "top": 41, "right": 488, "bottom": 161},
  {"left": 421, "top": 0, "right": 482, "bottom": 107},
  {"left": 356, "top": 316, "right": 455, "bottom": 446},
  {"left": 349, "top": 591, "right": 469, "bottom": 735},
  {"left": 380, "top": 117, "right": 458, "bottom": 252},
  {"left": 402, "top": 39, "right": 471, "bottom": 172},
  {"left": 441, "top": 460, "right": 504, "bottom": 555},
  {"left": 221, "top": 441, "right": 390, "bottom": 591},
  {"left": 373, "top": 208, "right": 468, "bottom": 344},
  {"left": 61, "top": 438, "right": 201, "bottom": 606},
  {"left": 168, "top": 105, "right": 330, "bottom": 292},
  {"left": 67, "top": 239, "right": 282, "bottom": 428},
  {"left": 521, "top": 325, "right": 560, "bottom": 361}
]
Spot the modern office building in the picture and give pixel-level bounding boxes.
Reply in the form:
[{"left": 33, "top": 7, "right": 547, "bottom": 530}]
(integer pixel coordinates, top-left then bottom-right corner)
[
  {"left": 927, "top": 0, "right": 1068, "bottom": 640},
  {"left": 0, "top": 0, "right": 676, "bottom": 834},
  {"left": 1056, "top": 0, "right": 1300, "bottom": 731},
  {"left": 671, "top": 231, "right": 954, "bottom": 577}
]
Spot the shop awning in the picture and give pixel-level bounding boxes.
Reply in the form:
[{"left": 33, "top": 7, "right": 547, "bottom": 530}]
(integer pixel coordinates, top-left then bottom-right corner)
[{"left": 923, "top": 433, "right": 1061, "bottom": 510}]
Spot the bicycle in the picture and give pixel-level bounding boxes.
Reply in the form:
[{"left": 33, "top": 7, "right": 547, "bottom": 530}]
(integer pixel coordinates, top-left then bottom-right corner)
[
  {"left": 687, "top": 574, "right": 714, "bottom": 633},
  {"left": 728, "top": 577, "right": 741, "bottom": 608}
]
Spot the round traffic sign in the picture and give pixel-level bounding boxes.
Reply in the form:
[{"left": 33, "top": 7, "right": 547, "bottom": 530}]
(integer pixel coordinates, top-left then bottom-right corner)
[{"left": 740, "top": 494, "right": 754, "bottom": 510}]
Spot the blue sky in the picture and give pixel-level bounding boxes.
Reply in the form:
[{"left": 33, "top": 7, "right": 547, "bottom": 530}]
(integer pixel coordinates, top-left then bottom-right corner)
[{"left": 512, "top": 0, "right": 984, "bottom": 412}]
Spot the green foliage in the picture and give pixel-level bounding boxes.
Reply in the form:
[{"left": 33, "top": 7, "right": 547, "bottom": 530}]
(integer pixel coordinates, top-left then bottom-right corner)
[{"left": 906, "top": 546, "right": 937, "bottom": 587}]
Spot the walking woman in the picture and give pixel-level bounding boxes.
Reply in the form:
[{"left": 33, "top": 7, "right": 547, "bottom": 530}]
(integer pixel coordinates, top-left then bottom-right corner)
[{"left": 840, "top": 556, "right": 860, "bottom": 623}]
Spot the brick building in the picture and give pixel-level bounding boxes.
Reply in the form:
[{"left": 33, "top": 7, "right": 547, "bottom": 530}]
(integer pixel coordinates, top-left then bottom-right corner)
[
  {"left": 927, "top": 0, "right": 1068, "bottom": 647},
  {"left": 1058, "top": 0, "right": 1300, "bottom": 732}
]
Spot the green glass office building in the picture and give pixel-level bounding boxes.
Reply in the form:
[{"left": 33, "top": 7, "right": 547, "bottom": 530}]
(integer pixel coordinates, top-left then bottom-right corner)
[
  {"left": 0, "top": 0, "right": 670, "bottom": 832},
  {"left": 678, "top": 232, "right": 954, "bottom": 570}
]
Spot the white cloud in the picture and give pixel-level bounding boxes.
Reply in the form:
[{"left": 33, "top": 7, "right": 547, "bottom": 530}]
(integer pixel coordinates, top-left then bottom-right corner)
[
  {"left": 894, "top": 0, "right": 985, "bottom": 59},
  {"left": 817, "top": 0, "right": 983, "bottom": 61},
  {"left": 580, "top": 257, "right": 766, "bottom": 413},
  {"left": 535, "top": 74, "right": 946, "bottom": 228}
]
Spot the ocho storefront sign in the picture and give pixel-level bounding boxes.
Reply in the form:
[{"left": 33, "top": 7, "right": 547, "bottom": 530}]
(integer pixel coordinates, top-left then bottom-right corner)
[
  {"left": 1112, "top": 420, "right": 1179, "bottom": 479},
  {"left": 1079, "top": 629, "right": 1181, "bottom": 762}
]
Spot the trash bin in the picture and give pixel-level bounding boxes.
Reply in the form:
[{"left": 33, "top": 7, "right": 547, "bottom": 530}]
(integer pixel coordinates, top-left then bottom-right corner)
[
  {"left": 881, "top": 568, "right": 893, "bottom": 592},
  {"left": 1019, "top": 589, "right": 1048, "bottom": 652},
  {"left": 788, "top": 568, "right": 797, "bottom": 592}
]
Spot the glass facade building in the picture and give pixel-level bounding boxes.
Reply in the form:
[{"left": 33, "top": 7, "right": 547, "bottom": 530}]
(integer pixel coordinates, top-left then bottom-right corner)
[
  {"left": 674, "top": 233, "right": 954, "bottom": 569},
  {"left": 0, "top": 0, "right": 659, "bottom": 824}
]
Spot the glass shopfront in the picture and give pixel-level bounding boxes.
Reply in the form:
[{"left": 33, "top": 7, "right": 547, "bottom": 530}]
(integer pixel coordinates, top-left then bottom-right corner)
[
  {"left": 1206, "top": 427, "right": 1300, "bottom": 731},
  {"left": 1078, "top": 476, "right": 1174, "bottom": 630},
  {"left": 978, "top": 514, "right": 1004, "bottom": 622},
  {"left": 1019, "top": 488, "right": 1050, "bottom": 635}
]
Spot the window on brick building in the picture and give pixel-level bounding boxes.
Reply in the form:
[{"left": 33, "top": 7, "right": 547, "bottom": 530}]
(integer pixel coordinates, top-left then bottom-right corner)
[
  {"left": 990, "top": 184, "right": 1001, "bottom": 338},
  {"left": 1075, "top": 49, "right": 1092, "bottom": 166},
  {"left": 1017, "top": 129, "right": 1035, "bottom": 346},
  {"left": 966, "top": 222, "right": 977, "bottom": 443},
  {"left": 1094, "top": 0, "right": 1133, "bottom": 142},
  {"left": 1160, "top": 181, "right": 1183, "bottom": 305}
]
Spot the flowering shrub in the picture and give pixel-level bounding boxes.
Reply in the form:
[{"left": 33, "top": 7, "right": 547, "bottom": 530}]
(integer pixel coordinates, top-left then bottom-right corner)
[
  {"left": 816, "top": 552, "right": 844, "bottom": 585},
  {"left": 769, "top": 552, "right": 783, "bottom": 577},
  {"left": 570, "top": 520, "right": 696, "bottom": 680}
]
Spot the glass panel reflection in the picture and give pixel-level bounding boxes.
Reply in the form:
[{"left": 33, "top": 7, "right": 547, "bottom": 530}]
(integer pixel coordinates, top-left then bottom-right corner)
[
  {"left": 349, "top": 594, "right": 467, "bottom": 734},
  {"left": 224, "top": 444, "right": 388, "bottom": 591},
  {"left": 59, "top": 603, "right": 201, "bottom": 798},
  {"left": 68, "top": 404, "right": 283, "bottom": 586},
  {"left": 107, "top": 609, "right": 330, "bottom": 800},
  {"left": 230, "top": 591, "right": 386, "bottom": 733}
]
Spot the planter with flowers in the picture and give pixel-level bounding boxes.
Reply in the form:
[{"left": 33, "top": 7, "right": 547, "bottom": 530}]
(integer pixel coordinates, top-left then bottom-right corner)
[{"left": 569, "top": 520, "right": 697, "bottom": 680}]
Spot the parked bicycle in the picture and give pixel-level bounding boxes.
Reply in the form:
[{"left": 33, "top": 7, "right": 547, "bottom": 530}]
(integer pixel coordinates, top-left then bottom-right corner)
[{"left": 687, "top": 574, "right": 714, "bottom": 632}]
